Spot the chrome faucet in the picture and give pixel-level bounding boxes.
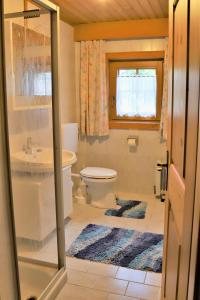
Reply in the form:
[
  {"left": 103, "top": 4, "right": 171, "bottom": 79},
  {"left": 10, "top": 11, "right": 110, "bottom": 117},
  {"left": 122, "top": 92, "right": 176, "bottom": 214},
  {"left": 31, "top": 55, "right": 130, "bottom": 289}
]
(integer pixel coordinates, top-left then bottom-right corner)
[{"left": 23, "top": 137, "right": 33, "bottom": 154}]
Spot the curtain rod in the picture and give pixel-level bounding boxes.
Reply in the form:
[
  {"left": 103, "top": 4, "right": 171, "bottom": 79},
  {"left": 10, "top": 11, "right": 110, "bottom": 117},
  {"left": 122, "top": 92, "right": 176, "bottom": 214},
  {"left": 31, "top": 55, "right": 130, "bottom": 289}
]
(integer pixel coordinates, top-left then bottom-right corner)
[{"left": 75, "top": 37, "right": 168, "bottom": 43}]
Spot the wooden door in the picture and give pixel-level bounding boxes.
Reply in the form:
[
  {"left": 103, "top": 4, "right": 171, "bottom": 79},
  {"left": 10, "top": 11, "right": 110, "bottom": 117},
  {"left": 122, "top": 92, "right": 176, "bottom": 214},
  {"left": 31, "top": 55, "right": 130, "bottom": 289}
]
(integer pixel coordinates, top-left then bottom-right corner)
[{"left": 162, "top": 0, "right": 200, "bottom": 299}]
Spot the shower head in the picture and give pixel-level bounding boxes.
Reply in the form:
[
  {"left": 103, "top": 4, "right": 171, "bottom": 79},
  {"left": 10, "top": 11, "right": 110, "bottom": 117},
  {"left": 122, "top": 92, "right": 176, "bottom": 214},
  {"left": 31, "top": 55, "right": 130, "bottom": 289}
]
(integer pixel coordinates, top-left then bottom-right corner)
[
  {"left": 23, "top": 9, "right": 41, "bottom": 19},
  {"left": 4, "top": 9, "right": 47, "bottom": 20}
]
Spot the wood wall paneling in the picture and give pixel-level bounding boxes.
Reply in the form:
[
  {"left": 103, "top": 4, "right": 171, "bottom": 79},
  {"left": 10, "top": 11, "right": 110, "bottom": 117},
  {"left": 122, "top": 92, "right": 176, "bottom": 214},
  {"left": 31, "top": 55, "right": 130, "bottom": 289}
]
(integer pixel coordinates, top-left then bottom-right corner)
[
  {"left": 161, "top": 0, "right": 174, "bottom": 295},
  {"left": 168, "top": 164, "right": 185, "bottom": 239},
  {"left": 164, "top": 0, "right": 200, "bottom": 298},
  {"left": 164, "top": 207, "right": 181, "bottom": 300},
  {"left": 188, "top": 3, "right": 200, "bottom": 298},
  {"left": 106, "top": 51, "right": 165, "bottom": 61},
  {"left": 171, "top": 0, "right": 188, "bottom": 178},
  {"left": 74, "top": 18, "right": 168, "bottom": 41},
  {"left": 177, "top": 0, "right": 200, "bottom": 297}
]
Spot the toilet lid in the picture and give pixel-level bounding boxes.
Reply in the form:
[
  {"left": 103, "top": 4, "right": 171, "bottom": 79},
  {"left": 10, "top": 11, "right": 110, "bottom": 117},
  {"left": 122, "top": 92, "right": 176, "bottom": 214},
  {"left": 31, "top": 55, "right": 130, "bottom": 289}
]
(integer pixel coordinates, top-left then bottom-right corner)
[{"left": 80, "top": 167, "right": 117, "bottom": 179}]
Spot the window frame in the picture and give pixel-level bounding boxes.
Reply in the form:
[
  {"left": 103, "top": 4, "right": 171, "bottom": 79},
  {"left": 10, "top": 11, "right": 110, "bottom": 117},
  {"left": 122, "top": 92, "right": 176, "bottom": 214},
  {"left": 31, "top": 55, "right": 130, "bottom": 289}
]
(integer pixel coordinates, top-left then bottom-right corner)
[{"left": 107, "top": 51, "right": 164, "bottom": 130}]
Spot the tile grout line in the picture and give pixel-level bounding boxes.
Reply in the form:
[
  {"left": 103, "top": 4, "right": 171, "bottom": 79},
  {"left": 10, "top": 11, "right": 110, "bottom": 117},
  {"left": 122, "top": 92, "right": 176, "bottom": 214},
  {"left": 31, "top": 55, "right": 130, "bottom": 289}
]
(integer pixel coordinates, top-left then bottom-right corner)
[
  {"left": 124, "top": 279, "right": 130, "bottom": 296},
  {"left": 64, "top": 282, "right": 110, "bottom": 298},
  {"left": 114, "top": 266, "right": 119, "bottom": 277},
  {"left": 67, "top": 281, "right": 128, "bottom": 296},
  {"left": 144, "top": 271, "right": 148, "bottom": 284},
  {"left": 67, "top": 265, "right": 119, "bottom": 279},
  {"left": 66, "top": 267, "right": 130, "bottom": 284},
  {"left": 66, "top": 263, "right": 149, "bottom": 284}
]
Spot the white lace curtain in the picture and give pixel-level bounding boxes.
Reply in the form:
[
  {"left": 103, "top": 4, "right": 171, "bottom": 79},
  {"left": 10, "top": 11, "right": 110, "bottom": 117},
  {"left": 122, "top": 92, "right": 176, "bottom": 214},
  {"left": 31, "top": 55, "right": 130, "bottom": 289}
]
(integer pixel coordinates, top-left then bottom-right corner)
[
  {"left": 80, "top": 40, "right": 109, "bottom": 136},
  {"left": 116, "top": 75, "right": 157, "bottom": 118}
]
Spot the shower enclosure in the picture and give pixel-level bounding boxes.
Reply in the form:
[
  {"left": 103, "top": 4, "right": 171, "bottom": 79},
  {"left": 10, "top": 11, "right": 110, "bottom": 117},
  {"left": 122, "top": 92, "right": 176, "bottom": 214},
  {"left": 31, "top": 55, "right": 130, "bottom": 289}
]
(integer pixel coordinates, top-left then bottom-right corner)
[{"left": 0, "top": 0, "right": 66, "bottom": 299}]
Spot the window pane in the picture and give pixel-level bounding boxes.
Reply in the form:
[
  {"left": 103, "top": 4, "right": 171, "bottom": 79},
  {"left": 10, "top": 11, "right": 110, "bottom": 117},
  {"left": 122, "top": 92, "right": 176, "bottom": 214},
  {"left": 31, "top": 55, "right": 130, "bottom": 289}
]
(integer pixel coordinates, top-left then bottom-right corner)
[
  {"left": 119, "top": 69, "right": 137, "bottom": 76},
  {"left": 33, "top": 72, "right": 52, "bottom": 96},
  {"left": 138, "top": 69, "right": 156, "bottom": 76},
  {"left": 116, "top": 68, "right": 157, "bottom": 118}
]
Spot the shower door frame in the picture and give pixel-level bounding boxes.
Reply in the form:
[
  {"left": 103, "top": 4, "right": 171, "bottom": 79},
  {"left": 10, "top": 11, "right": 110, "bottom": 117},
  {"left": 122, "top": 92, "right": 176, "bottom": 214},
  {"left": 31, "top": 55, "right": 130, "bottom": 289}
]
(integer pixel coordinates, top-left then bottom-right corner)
[{"left": 0, "top": 0, "right": 67, "bottom": 299}]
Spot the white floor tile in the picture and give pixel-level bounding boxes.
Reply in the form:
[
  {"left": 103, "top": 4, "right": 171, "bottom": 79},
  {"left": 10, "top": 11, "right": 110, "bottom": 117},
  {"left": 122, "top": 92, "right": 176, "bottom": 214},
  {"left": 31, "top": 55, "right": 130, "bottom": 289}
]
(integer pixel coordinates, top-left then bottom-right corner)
[
  {"left": 116, "top": 267, "right": 146, "bottom": 283},
  {"left": 85, "top": 261, "right": 118, "bottom": 277},
  {"left": 17, "top": 193, "right": 164, "bottom": 300},
  {"left": 66, "top": 257, "right": 118, "bottom": 277},
  {"left": 108, "top": 294, "right": 139, "bottom": 300},
  {"left": 56, "top": 283, "right": 108, "bottom": 300},
  {"left": 94, "top": 276, "right": 128, "bottom": 295},
  {"left": 67, "top": 269, "right": 96, "bottom": 288},
  {"left": 145, "top": 272, "right": 162, "bottom": 287},
  {"left": 126, "top": 282, "right": 161, "bottom": 300},
  {"left": 66, "top": 257, "right": 90, "bottom": 272},
  {"left": 67, "top": 269, "right": 128, "bottom": 295}
]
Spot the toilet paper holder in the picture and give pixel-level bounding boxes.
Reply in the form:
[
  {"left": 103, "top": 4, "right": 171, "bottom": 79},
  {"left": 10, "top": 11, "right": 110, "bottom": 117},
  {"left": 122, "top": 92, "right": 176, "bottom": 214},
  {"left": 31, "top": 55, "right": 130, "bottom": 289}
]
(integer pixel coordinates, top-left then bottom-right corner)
[{"left": 127, "top": 135, "right": 138, "bottom": 147}]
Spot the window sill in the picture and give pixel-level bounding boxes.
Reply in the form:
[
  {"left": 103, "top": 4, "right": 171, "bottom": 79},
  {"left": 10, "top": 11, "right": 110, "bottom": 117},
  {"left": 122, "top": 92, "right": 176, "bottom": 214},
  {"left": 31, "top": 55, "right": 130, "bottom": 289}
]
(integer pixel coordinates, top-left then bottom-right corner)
[{"left": 109, "top": 120, "right": 160, "bottom": 130}]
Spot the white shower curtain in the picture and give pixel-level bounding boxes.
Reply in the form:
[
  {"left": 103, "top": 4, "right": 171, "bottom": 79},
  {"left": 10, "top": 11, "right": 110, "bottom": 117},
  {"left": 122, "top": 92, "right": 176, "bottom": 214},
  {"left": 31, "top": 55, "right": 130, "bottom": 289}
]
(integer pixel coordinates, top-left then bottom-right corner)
[{"left": 80, "top": 40, "right": 109, "bottom": 136}]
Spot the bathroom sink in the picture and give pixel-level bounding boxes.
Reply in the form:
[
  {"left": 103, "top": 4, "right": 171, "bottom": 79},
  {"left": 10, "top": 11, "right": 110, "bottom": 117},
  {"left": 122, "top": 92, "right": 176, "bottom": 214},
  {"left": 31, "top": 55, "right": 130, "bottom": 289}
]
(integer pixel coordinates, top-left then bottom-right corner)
[{"left": 11, "top": 148, "right": 77, "bottom": 174}]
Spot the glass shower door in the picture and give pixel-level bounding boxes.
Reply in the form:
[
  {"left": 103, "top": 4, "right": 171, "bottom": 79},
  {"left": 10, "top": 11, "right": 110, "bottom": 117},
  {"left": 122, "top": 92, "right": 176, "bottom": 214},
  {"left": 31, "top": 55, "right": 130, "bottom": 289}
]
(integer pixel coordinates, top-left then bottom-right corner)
[{"left": 3, "top": 1, "right": 64, "bottom": 299}]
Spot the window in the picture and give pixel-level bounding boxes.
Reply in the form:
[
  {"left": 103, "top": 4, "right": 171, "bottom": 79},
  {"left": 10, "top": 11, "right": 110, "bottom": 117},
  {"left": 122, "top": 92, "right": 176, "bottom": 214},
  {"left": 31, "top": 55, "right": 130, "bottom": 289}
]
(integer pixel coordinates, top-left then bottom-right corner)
[
  {"left": 33, "top": 72, "right": 52, "bottom": 96},
  {"left": 108, "top": 53, "right": 164, "bottom": 129}
]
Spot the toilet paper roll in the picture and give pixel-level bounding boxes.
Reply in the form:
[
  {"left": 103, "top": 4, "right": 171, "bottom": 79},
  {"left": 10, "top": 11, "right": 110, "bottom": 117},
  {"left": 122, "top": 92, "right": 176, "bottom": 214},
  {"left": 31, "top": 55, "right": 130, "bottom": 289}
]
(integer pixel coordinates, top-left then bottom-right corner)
[{"left": 128, "top": 138, "right": 137, "bottom": 146}]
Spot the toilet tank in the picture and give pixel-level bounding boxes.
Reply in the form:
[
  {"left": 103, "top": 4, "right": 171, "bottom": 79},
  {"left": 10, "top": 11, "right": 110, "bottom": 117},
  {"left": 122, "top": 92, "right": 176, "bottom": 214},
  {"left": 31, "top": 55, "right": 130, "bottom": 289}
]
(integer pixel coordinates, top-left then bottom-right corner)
[{"left": 61, "top": 123, "right": 78, "bottom": 152}]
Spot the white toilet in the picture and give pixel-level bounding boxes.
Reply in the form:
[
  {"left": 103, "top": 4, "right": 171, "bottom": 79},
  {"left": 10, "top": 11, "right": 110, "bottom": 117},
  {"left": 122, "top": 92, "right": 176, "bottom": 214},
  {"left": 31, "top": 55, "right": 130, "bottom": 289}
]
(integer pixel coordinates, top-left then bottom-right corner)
[
  {"left": 62, "top": 123, "right": 118, "bottom": 209},
  {"left": 80, "top": 167, "right": 118, "bottom": 209}
]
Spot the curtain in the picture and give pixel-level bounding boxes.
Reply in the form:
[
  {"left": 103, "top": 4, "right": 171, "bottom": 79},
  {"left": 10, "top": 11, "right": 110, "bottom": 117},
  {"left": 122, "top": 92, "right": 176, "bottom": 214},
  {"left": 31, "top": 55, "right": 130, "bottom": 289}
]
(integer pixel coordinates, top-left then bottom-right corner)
[
  {"left": 80, "top": 40, "right": 109, "bottom": 136},
  {"left": 116, "top": 74, "right": 157, "bottom": 117},
  {"left": 160, "top": 38, "right": 169, "bottom": 141}
]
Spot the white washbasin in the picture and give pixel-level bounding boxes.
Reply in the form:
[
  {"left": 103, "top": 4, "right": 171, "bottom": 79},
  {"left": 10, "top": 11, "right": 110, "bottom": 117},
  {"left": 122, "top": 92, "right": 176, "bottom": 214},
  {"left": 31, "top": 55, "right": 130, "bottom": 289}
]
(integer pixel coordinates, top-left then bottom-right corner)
[{"left": 11, "top": 148, "right": 77, "bottom": 174}]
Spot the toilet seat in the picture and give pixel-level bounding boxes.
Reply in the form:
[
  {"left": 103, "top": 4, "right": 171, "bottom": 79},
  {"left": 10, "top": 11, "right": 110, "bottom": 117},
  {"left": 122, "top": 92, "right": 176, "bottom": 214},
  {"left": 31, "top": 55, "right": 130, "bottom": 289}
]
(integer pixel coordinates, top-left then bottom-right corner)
[
  {"left": 80, "top": 167, "right": 117, "bottom": 209},
  {"left": 80, "top": 167, "right": 117, "bottom": 179}
]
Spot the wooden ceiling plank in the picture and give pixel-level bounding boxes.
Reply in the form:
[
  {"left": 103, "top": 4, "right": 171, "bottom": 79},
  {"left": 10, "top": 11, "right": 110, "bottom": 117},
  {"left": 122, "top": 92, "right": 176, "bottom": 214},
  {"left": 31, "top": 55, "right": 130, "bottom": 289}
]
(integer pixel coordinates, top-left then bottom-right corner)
[
  {"left": 80, "top": 1, "right": 116, "bottom": 22},
  {"left": 51, "top": 0, "right": 90, "bottom": 24},
  {"left": 137, "top": 0, "right": 157, "bottom": 18},
  {"left": 104, "top": 0, "right": 131, "bottom": 20},
  {"left": 124, "top": 0, "right": 143, "bottom": 19},
  {"left": 72, "top": 0, "right": 107, "bottom": 23},
  {"left": 113, "top": 0, "right": 138, "bottom": 20},
  {"left": 61, "top": 8, "right": 89, "bottom": 24},
  {"left": 148, "top": 0, "right": 165, "bottom": 18},
  {"left": 129, "top": 0, "right": 150, "bottom": 19},
  {"left": 64, "top": 1, "right": 95, "bottom": 23},
  {"left": 51, "top": 0, "right": 168, "bottom": 25},
  {"left": 159, "top": 0, "right": 169, "bottom": 17},
  {"left": 119, "top": 0, "right": 146, "bottom": 19},
  {"left": 85, "top": 0, "right": 124, "bottom": 23}
]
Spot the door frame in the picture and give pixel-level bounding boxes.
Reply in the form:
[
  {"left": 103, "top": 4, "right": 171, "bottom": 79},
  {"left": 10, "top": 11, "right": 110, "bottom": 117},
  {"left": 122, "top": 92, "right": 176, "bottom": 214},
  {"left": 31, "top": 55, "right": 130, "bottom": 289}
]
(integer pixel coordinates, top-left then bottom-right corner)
[
  {"left": 162, "top": 0, "right": 200, "bottom": 299},
  {"left": 0, "top": 0, "right": 20, "bottom": 298},
  {"left": 0, "top": 0, "right": 67, "bottom": 299}
]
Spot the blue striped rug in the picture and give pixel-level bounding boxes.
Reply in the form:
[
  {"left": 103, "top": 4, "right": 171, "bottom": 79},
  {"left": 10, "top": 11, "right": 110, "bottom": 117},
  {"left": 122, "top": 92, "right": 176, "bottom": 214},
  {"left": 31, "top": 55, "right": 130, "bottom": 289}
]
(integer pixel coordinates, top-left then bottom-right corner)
[
  {"left": 105, "top": 198, "right": 147, "bottom": 219},
  {"left": 66, "top": 224, "right": 163, "bottom": 273}
]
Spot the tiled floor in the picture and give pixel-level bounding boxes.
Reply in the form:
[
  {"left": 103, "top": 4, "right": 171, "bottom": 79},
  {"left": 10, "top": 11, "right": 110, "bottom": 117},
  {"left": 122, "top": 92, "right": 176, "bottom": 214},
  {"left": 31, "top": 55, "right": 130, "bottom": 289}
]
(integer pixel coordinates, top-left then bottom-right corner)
[
  {"left": 59, "top": 192, "right": 164, "bottom": 300},
  {"left": 19, "top": 192, "right": 165, "bottom": 300}
]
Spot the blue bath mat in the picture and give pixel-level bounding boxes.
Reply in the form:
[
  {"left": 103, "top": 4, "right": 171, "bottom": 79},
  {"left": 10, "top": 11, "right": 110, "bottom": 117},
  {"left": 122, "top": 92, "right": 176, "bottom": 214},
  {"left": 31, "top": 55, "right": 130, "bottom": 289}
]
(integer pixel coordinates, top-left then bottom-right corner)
[
  {"left": 105, "top": 198, "right": 147, "bottom": 219},
  {"left": 66, "top": 224, "right": 163, "bottom": 273}
]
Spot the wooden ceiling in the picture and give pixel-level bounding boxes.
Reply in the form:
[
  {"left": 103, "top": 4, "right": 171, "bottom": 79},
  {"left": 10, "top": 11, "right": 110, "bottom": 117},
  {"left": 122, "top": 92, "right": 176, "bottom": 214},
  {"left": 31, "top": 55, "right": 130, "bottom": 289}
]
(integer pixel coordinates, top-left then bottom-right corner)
[{"left": 51, "top": 0, "right": 169, "bottom": 25}]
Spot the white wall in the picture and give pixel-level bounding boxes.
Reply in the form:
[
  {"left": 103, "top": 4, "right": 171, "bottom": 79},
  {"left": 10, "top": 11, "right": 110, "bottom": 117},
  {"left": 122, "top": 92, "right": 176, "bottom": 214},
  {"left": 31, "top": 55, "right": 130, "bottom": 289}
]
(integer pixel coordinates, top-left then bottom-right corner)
[
  {"left": 60, "top": 21, "right": 76, "bottom": 123},
  {"left": 77, "top": 130, "right": 166, "bottom": 195},
  {"left": 75, "top": 38, "right": 167, "bottom": 195}
]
